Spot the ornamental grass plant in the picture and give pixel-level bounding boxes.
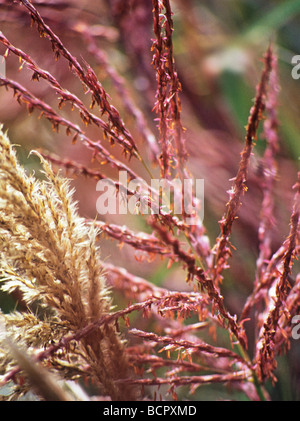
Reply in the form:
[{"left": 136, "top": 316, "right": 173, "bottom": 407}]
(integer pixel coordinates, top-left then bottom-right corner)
[{"left": 0, "top": 0, "right": 299, "bottom": 401}]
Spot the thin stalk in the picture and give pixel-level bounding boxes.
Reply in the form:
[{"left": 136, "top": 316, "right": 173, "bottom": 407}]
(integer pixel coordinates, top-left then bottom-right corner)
[{"left": 234, "top": 340, "right": 267, "bottom": 401}]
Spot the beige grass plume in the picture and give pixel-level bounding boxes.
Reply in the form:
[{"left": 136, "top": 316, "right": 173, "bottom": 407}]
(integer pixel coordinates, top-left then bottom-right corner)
[{"left": 0, "top": 125, "right": 135, "bottom": 400}]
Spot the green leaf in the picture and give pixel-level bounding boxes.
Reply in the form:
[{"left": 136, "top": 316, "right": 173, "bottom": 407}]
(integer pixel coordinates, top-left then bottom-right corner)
[{"left": 242, "top": 0, "right": 300, "bottom": 43}]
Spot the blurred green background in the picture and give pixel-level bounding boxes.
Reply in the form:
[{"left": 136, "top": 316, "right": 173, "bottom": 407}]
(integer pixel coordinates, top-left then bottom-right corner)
[{"left": 0, "top": 0, "right": 299, "bottom": 400}]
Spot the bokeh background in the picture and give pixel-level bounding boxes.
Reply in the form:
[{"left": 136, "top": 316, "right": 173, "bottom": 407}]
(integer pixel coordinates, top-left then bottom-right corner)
[{"left": 0, "top": 0, "right": 300, "bottom": 400}]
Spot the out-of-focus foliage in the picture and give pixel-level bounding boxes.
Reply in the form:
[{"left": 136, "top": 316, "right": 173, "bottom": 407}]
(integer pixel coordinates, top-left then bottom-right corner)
[{"left": 0, "top": 0, "right": 299, "bottom": 401}]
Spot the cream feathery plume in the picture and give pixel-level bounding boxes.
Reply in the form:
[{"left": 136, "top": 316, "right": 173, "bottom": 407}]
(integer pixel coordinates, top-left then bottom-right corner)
[{"left": 0, "top": 125, "right": 136, "bottom": 400}]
